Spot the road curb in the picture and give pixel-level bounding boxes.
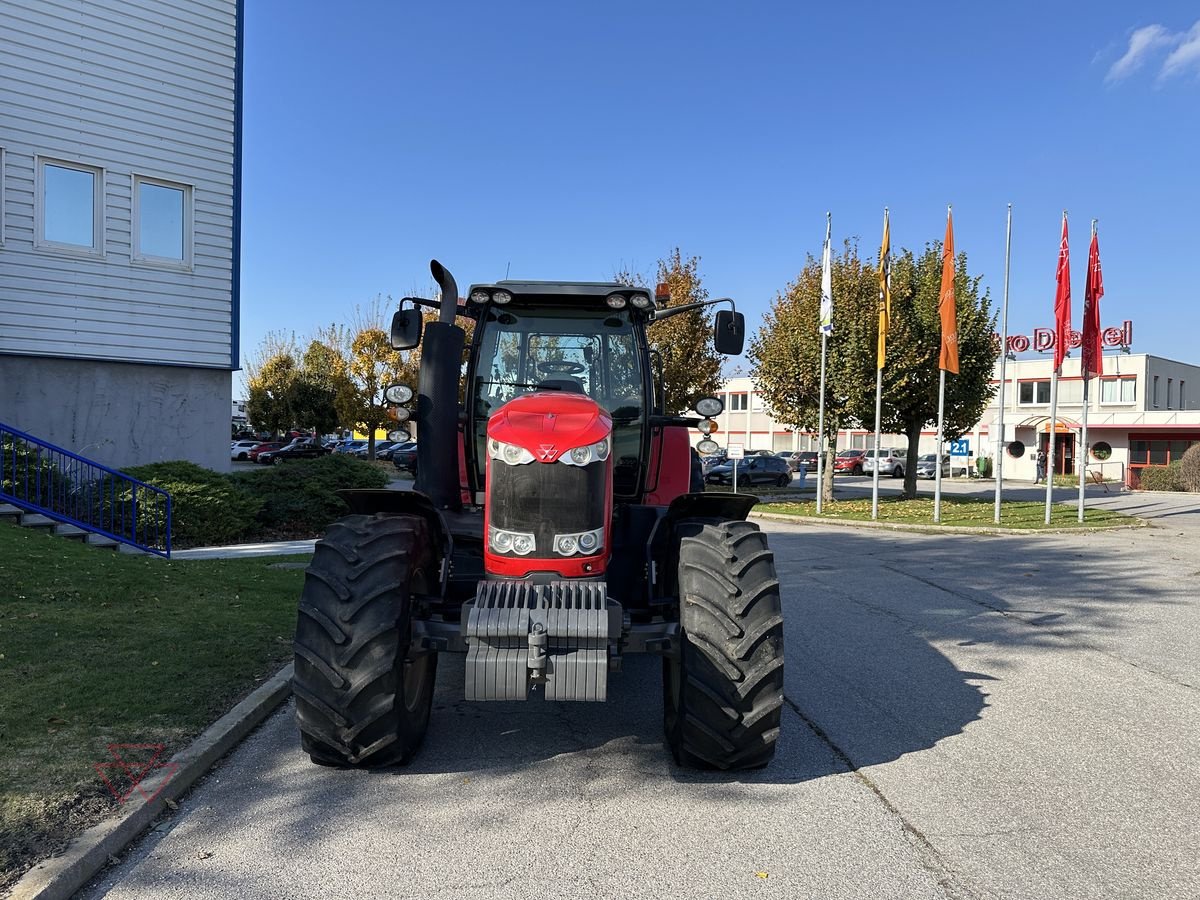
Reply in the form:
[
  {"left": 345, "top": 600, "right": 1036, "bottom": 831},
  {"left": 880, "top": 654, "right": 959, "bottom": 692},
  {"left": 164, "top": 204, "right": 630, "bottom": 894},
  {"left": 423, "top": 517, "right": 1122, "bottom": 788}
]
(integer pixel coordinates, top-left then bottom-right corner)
[
  {"left": 750, "top": 510, "right": 1147, "bottom": 536},
  {"left": 9, "top": 663, "right": 294, "bottom": 900}
]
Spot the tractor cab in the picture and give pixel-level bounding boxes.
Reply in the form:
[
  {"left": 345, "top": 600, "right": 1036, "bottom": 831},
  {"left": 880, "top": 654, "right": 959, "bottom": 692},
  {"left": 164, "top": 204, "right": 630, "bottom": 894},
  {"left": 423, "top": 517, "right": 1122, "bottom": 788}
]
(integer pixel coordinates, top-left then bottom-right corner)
[{"left": 463, "top": 282, "right": 655, "bottom": 503}]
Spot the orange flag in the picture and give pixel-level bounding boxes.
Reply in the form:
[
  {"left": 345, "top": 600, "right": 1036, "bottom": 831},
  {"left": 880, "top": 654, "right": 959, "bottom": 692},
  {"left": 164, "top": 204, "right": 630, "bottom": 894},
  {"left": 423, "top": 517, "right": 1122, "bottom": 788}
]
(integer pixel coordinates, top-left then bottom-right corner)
[{"left": 938, "top": 208, "right": 959, "bottom": 374}]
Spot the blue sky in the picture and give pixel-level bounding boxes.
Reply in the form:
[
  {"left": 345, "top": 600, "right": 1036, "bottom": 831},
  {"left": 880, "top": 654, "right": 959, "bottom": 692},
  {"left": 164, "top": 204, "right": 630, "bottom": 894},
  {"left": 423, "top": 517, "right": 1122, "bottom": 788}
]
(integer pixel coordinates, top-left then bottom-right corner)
[{"left": 238, "top": 1, "right": 1200, "bottom": 391}]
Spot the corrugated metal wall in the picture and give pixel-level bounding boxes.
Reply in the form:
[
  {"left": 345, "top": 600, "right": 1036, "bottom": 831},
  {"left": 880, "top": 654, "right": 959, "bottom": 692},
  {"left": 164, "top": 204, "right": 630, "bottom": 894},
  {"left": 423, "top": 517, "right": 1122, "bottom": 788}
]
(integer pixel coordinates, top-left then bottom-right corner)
[{"left": 0, "top": 0, "right": 237, "bottom": 369}]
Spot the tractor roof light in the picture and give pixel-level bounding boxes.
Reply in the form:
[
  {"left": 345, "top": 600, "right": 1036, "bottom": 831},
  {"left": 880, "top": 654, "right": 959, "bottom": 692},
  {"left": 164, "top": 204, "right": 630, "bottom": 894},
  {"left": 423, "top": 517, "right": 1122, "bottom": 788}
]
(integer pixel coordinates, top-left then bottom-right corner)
[
  {"left": 493, "top": 290, "right": 513, "bottom": 305},
  {"left": 697, "top": 418, "right": 719, "bottom": 435},
  {"left": 697, "top": 438, "right": 720, "bottom": 455},
  {"left": 605, "top": 294, "right": 628, "bottom": 309},
  {"left": 629, "top": 293, "right": 652, "bottom": 309},
  {"left": 694, "top": 396, "right": 724, "bottom": 417},
  {"left": 655, "top": 282, "right": 670, "bottom": 304},
  {"left": 388, "top": 428, "right": 411, "bottom": 443},
  {"left": 469, "top": 289, "right": 490, "bottom": 304},
  {"left": 387, "top": 406, "right": 411, "bottom": 423}
]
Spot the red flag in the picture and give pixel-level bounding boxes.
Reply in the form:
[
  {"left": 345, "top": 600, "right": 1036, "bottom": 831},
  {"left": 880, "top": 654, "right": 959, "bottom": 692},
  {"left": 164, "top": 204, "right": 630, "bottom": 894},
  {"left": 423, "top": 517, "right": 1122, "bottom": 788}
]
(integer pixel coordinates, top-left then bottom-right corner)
[
  {"left": 1081, "top": 227, "right": 1104, "bottom": 377},
  {"left": 938, "top": 208, "right": 959, "bottom": 373},
  {"left": 1053, "top": 214, "right": 1071, "bottom": 372}
]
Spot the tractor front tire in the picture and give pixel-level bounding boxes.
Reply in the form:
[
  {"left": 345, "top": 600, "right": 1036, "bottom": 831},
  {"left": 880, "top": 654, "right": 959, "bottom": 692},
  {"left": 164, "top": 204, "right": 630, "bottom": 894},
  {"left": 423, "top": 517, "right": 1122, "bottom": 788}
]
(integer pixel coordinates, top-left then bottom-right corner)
[
  {"left": 293, "top": 514, "right": 438, "bottom": 767},
  {"left": 664, "top": 519, "right": 784, "bottom": 769}
]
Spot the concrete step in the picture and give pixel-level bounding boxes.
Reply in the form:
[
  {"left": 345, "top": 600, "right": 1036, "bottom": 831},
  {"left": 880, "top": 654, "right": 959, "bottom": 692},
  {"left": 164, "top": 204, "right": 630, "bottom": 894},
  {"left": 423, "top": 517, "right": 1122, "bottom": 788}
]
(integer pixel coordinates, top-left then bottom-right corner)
[
  {"left": 85, "top": 533, "right": 119, "bottom": 550},
  {"left": 19, "top": 513, "right": 56, "bottom": 529},
  {"left": 0, "top": 503, "right": 23, "bottom": 520},
  {"left": 53, "top": 523, "right": 89, "bottom": 541}
]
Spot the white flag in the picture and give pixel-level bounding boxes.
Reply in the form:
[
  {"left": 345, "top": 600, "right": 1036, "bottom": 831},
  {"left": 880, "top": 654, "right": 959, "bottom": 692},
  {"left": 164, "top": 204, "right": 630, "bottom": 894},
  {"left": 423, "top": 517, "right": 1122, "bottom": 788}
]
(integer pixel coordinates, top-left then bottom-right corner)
[{"left": 819, "top": 216, "right": 833, "bottom": 335}]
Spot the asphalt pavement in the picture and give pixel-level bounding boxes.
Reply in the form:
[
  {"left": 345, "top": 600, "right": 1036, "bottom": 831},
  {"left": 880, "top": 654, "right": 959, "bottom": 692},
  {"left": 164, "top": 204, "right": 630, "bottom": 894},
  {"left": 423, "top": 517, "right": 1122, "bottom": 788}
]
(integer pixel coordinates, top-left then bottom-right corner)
[{"left": 81, "top": 491, "right": 1200, "bottom": 899}]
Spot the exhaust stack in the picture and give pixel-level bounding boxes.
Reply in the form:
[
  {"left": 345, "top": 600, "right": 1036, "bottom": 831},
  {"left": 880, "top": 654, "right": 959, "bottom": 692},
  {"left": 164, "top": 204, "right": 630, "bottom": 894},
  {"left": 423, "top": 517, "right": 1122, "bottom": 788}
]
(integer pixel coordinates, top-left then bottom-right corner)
[{"left": 414, "top": 259, "right": 465, "bottom": 511}]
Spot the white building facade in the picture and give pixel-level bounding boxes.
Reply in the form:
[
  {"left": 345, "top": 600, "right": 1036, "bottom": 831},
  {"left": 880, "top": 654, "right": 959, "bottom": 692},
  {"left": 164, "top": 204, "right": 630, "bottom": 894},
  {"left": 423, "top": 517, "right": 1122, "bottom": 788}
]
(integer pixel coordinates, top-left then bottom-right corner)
[
  {"left": 708, "top": 351, "right": 1200, "bottom": 487},
  {"left": 0, "top": 0, "right": 242, "bottom": 471}
]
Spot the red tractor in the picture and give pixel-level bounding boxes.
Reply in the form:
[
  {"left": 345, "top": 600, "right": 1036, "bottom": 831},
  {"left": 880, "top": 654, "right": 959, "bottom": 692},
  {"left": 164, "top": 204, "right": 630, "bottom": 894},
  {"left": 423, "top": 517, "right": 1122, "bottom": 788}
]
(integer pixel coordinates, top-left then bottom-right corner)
[{"left": 293, "top": 261, "right": 784, "bottom": 770}]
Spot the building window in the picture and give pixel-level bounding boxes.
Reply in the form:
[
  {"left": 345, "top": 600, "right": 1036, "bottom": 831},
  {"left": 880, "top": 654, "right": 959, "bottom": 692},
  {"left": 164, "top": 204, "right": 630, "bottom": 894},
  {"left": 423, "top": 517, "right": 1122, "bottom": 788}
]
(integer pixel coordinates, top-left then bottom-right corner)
[
  {"left": 1129, "top": 438, "right": 1199, "bottom": 466},
  {"left": 751, "top": 392, "right": 765, "bottom": 411},
  {"left": 1182, "top": 381, "right": 1187, "bottom": 408},
  {"left": 1018, "top": 380, "right": 1051, "bottom": 405},
  {"left": 1099, "top": 377, "right": 1136, "bottom": 404},
  {"left": 728, "top": 393, "right": 748, "bottom": 411},
  {"left": 1167, "top": 378, "right": 1174, "bottom": 409},
  {"left": 133, "top": 175, "right": 192, "bottom": 266},
  {"left": 1153, "top": 376, "right": 1160, "bottom": 408},
  {"left": 37, "top": 157, "right": 104, "bottom": 254}
]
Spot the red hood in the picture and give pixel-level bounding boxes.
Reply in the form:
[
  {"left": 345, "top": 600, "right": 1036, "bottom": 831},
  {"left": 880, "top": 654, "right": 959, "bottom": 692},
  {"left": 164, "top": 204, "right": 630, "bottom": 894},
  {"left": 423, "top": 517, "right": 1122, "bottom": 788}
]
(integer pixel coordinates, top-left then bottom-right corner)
[{"left": 488, "top": 392, "right": 611, "bottom": 463}]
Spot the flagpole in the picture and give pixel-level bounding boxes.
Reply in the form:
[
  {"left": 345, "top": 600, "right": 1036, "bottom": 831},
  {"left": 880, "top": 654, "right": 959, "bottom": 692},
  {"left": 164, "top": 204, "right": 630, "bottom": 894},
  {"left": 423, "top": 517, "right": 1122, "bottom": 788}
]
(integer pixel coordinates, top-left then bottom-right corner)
[
  {"left": 872, "top": 366, "right": 882, "bottom": 519},
  {"left": 817, "top": 212, "right": 831, "bottom": 514},
  {"left": 872, "top": 207, "right": 890, "bottom": 521},
  {"left": 1077, "top": 217, "right": 1098, "bottom": 523},
  {"left": 994, "top": 204, "right": 1012, "bottom": 524},
  {"left": 934, "top": 368, "right": 947, "bottom": 522},
  {"left": 1045, "top": 366, "right": 1059, "bottom": 525}
]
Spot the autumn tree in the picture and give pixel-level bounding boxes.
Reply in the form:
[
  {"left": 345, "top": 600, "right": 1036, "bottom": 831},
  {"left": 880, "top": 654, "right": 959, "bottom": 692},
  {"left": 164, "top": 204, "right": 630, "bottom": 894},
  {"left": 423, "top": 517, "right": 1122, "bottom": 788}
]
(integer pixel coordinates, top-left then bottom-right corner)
[
  {"left": 748, "top": 242, "right": 878, "bottom": 503},
  {"left": 243, "top": 332, "right": 300, "bottom": 437},
  {"left": 858, "top": 244, "right": 997, "bottom": 497},
  {"left": 616, "top": 248, "right": 723, "bottom": 413},
  {"left": 294, "top": 335, "right": 348, "bottom": 436}
]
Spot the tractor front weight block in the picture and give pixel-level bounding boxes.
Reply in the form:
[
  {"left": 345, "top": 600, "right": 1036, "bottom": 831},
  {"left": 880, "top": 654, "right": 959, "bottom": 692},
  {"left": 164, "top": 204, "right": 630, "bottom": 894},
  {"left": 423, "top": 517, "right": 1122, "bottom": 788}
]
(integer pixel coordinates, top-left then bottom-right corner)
[{"left": 463, "top": 581, "right": 620, "bottom": 702}]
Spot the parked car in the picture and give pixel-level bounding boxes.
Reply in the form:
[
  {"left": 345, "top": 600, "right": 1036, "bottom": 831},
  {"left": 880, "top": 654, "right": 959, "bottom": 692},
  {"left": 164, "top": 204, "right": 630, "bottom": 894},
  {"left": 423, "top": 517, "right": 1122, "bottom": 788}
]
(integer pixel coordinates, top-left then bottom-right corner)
[
  {"left": 862, "top": 447, "right": 907, "bottom": 478},
  {"left": 230, "top": 440, "right": 260, "bottom": 461},
  {"left": 354, "top": 440, "right": 396, "bottom": 459},
  {"left": 700, "top": 450, "right": 728, "bottom": 473},
  {"left": 257, "top": 438, "right": 329, "bottom": 465},
  {"left": 791, "top": 451, "right": 819, "bottom": 473},
  {"left": 333, "top": 440, "right": 368, "bottom": 455},
  {"left": 704, "top": 454, "right": 793, "bottom": 489},
  {"left": 833, "top": 449, "right": 866, "bottom": 475},
  {"left": 248, "top": 441, "right": 285, "bottom": 462},
  {"left": 916, "top": 453, "right": 951, "bottom": 479},
  {"left": 391, "top": 442, "right": 418, "bottom": 473}
]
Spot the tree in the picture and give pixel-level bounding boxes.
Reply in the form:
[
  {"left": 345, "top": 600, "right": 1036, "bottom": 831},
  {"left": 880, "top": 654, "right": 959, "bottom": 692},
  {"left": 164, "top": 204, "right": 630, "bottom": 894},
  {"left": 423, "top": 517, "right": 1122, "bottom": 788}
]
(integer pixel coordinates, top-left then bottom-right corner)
[
  {"left": 243, "top": 332, "right": 300, "bottom": 437},
  {"left": 616, "top": 249, "right": 723, "bottom": 414},
  {"left": 858, "top": 244, "right": 997, "bottom": 498},
  {"left": 748, "top": 242, "right": 878, "bottom": 503}
]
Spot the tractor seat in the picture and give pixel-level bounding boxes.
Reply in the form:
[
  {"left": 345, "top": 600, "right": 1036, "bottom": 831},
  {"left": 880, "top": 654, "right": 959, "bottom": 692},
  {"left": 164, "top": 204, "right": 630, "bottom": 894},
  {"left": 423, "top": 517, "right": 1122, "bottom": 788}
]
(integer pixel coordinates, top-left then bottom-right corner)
[{"left": 537, "top": 377, "right": 585, "bottom": 393}]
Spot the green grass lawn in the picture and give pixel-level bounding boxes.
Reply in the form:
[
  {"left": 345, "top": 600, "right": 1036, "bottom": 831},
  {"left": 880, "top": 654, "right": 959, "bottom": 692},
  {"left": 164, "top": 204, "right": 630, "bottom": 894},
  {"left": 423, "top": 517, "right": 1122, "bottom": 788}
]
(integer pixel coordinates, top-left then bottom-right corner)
[
  {"left": 760, "top": 496, "right": 1134, "bottom": 529},
  {"left": 0, "top": 523, "right": 308, "bottom": 891}
]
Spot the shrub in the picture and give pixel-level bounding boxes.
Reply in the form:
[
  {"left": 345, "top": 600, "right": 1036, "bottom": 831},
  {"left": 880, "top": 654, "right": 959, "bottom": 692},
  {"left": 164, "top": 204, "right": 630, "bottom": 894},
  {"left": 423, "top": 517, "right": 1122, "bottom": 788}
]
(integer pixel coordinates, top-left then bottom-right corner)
[
  {"left": 1137, "top": 462, "right": 1184, "bottom": 492},
  {"left": 231, "top": 454, "right": 388, "bottom": 534},
  {"left": 123, "top": 460, "right": 262, "bottom": 548},
  {"left": 1179, "top": 444, "right": 1200, "bottom": 493}
]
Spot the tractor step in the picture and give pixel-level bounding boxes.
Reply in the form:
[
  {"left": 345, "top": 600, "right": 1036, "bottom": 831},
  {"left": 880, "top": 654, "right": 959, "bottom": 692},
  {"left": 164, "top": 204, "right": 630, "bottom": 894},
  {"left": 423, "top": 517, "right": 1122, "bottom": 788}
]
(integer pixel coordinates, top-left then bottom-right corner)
[{"left": 463, "top": 581, "right": 617, "bottom": 702}]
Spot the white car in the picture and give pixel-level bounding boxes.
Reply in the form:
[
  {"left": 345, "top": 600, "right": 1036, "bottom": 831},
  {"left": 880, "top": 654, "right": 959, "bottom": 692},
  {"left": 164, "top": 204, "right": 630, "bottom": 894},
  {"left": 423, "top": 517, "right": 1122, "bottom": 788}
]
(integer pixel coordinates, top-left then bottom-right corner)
[
  {"left": 861, "top": 447, "right": 907, "bottom": 477},
  {"left": 231, "top": 440, "right": 260, "bottom": 461}
]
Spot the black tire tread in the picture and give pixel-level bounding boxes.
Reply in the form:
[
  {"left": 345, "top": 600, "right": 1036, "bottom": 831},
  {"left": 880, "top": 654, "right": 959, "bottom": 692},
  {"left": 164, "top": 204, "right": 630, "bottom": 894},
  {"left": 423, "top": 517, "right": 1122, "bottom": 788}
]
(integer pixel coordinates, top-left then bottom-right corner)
[
  {"left": 665, "top": 519, "right": 784, "bottom": 770},
  {"left": 293, "top": 514, "right": 437, "bottom": 767}
]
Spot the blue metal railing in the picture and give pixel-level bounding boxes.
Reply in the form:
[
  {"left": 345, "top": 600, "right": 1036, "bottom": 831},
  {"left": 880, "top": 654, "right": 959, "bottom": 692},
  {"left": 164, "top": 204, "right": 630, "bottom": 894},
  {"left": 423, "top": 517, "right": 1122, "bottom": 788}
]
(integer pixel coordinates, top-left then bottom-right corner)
[{"left": 0, "top": 422, "right": 172, "bottom": 557}]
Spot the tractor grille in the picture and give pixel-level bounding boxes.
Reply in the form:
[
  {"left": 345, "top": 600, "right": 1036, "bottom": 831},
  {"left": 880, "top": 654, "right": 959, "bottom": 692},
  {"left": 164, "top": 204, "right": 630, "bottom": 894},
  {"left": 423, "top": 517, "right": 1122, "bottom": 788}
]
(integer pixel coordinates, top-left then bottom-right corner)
[{"left": 489, "top": 458, "right": 606, "bottom": 555}]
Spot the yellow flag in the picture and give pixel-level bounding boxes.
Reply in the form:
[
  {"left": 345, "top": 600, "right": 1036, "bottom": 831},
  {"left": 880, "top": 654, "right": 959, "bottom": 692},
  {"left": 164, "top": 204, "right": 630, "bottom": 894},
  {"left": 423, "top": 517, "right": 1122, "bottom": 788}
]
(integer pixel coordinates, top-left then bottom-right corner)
[{"left": 877, "top": 209, "right": 891, "bottom": 369}]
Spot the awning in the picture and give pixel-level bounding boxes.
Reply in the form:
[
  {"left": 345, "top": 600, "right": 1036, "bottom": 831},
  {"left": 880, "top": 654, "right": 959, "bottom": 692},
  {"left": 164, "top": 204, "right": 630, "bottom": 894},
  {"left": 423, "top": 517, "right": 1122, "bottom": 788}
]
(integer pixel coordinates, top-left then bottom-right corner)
[{"left": 1016, "top": 415, "right": 1081, "bottom": 433}]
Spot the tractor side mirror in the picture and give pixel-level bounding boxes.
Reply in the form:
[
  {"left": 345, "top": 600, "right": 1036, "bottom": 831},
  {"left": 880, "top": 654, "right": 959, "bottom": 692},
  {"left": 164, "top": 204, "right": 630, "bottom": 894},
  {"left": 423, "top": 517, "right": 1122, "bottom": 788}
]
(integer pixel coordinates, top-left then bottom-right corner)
[
  {"left": 714, "top": 310, "right": 745, "bottom": 356},
  {"left": 390, "top": 304, "right": 423, "bottom": 350}
]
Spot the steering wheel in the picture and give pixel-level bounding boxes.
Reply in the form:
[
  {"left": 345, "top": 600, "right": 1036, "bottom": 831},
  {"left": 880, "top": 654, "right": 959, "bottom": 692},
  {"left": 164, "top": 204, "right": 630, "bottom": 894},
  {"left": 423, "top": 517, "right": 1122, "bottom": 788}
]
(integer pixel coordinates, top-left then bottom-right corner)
[{"left": 538, "top": 359, "right": 586, "bottom": 375}]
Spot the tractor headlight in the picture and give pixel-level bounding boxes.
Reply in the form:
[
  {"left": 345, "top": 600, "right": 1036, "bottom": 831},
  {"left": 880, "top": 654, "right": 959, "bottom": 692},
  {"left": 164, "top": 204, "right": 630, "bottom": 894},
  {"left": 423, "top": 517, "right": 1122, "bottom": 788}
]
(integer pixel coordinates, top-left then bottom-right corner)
[
  {"left": 554, "top": 527, "right": 604, "bottom": 556},
  {"left": 605, "top": 294, "right": 627, "bottom": 309},
  {"left": 629, "top": 293, "right": 652, "bottom": 309},
  {"left": 493, "top": 290, "right": 513, "bottom": 305},
  {"left": 488, "top": 438, "right": 536, "bottom": 466},
  {"left": 558, "top": 437, "right": 610, "bottom": 467},
  {"left": 469, "top": 289, "right": 490, "bottom": 304},
  {"left": 490, "top": 526, "right": 536, "bottom": 555}
]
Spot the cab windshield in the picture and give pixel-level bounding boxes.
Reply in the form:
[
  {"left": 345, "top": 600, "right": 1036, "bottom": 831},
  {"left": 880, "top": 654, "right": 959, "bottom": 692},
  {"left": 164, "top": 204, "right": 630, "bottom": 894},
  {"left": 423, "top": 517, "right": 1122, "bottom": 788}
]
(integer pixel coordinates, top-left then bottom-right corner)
[{"left": 470, "top": 307, "right": 647, "bottom": 496}]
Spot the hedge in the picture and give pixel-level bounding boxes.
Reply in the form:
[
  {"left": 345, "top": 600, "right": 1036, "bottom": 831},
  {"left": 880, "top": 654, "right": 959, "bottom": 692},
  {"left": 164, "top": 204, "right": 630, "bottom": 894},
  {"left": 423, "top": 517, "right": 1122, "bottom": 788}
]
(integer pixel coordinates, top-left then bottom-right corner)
[
  {"left": 229, "top": 454, "right": 388, "bottom": 533},
  {"left": 1137, "top": 462, "right": 1184, "bottom": 492},
  {"left": 123, "top": 461, "right": 262, "bottom": 547}
]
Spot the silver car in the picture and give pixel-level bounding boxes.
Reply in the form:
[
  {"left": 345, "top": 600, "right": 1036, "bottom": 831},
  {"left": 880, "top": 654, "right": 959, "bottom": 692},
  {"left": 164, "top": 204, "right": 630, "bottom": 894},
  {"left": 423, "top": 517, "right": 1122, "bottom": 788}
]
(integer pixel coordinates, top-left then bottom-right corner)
[
  {"left": 915, "top": 453, "right": 950, "bottom": 479},
  {"left": 861, "top": 447, "right": 906, "bottom": 477}
]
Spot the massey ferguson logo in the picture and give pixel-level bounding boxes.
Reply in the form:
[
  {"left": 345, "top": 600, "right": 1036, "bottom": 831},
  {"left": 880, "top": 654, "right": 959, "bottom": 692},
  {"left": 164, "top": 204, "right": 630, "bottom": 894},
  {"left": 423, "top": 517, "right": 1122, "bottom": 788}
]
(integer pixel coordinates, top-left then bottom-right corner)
[{"left": 538, "top": 445, "right": 556, "bottom": 461}]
